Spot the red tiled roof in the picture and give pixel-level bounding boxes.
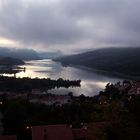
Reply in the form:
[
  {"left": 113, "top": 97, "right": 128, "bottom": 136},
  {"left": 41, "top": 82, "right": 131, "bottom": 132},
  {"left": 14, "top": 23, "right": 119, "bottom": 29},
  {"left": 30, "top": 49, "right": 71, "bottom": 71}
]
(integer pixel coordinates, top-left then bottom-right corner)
[
  {"left": 0, "top": 135, "right": 17, "bottom": 140},
  {"left": 32, "top": 122, "right": 111, "bottom": 140},
  {"left": 32, "top": 124, "right": 73, "bottom": 140},
  {"left": 72, "top": 128, "right": 87, "bottom": 140}
]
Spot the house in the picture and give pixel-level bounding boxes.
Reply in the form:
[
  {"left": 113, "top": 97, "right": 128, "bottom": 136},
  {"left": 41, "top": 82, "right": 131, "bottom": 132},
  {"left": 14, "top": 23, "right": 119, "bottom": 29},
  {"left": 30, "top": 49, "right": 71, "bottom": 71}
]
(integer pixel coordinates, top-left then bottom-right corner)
[
  {"left": 32, "top": 124, "right": 73, "bottom": 140},
  {"left": 72, "top": 128, "right": 87, "bottom": 140},
  {"left": 31, "top": 122, "right": 111, "bottom": 140}
]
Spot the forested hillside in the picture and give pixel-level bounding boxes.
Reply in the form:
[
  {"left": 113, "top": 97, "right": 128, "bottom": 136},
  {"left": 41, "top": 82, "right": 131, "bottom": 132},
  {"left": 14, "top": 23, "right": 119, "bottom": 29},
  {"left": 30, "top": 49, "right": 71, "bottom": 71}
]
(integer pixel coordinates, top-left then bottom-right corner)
[{"left": 55, "top": 48, "right": 140, "bottom": 77}]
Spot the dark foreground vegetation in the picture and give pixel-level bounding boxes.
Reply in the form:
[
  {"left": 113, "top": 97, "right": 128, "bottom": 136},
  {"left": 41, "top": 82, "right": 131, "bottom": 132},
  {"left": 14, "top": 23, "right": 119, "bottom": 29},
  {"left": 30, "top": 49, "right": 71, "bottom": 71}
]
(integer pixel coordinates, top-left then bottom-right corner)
[
  {"left": 1, "top": 80, "right": 140, "bottom": 140},
  {"left": 55, "top": 47, "right": 140, "bottom": 78},
  {"left": 0, "top": 76, "right": 81, "bottom": 92}
]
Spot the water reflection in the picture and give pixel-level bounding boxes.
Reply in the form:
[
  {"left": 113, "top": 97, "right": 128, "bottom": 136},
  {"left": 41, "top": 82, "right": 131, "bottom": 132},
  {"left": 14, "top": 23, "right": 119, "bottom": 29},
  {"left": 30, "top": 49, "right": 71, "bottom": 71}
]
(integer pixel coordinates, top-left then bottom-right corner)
[
  {"left": 3, "top": 59, "right": 123, "bottom": 96},
  {"left": 0, "top": 65, "right": 25, "bottom": 77}
]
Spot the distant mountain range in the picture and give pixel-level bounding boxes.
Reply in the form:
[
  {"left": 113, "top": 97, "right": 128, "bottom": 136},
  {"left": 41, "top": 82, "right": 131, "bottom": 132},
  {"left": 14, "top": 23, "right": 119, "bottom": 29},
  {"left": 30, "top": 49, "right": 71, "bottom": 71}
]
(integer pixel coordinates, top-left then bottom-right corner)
[
  {"left": 0, "top": 47, "right": 40, "bottom": 60},
  {"left": 54, "top": 47, "right": 140, "bottom": 78},
  {"left": 0, "top": 57, "right": 24, "bottom": 65},
  {"left": 39, "top": 51, "right": 63, "bottom": 59},
  {"left": 0, "top": 47, "right": 63, "bottom": 60}
]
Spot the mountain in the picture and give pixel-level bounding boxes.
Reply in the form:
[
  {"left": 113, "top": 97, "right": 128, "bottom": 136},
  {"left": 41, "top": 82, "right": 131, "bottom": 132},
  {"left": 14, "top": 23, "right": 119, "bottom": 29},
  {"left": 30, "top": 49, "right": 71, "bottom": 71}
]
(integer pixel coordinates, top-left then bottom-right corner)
[
  {"left": 0, "top": 47, "right": 64, "bottom": 60},
  {"left": 0, "top": 57, "right": 24, "bottom": 65},
  {"left": 54, "top": 47, "right": 140, "bottom": 77},
  {"left": 39, "top": 51, "right": 63, "bottom": 59},
  {"left": 0, "top": 47, "right": 40, "bottom": 60}
]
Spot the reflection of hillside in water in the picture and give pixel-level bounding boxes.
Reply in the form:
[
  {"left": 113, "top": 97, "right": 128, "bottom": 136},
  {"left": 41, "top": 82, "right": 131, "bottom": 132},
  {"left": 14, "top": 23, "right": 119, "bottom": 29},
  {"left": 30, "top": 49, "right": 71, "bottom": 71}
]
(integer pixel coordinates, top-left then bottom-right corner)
[{"left": 0, "top": 65, "right": 25, "bottom": 75}]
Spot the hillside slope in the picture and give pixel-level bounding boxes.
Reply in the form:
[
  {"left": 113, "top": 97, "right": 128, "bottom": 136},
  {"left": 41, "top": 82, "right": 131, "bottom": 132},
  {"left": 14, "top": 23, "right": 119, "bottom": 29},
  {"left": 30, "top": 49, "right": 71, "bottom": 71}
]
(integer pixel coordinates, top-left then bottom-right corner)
[
  {"left": 0, "top": 47, "right": 40, "bottom": 60},
  {"left": 0, "top": 57, "right": 24, "bottom": 65},
  {"left": 55, "top": 48, "right": 140, "bottom": 77}
]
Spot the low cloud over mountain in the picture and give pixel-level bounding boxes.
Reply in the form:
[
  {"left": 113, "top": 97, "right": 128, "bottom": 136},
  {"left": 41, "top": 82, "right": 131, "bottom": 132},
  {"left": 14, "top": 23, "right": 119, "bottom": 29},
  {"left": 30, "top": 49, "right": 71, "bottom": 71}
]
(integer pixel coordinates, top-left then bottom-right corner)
[{"left": 0, "top": 0, "right": 140, "bottom": 53}]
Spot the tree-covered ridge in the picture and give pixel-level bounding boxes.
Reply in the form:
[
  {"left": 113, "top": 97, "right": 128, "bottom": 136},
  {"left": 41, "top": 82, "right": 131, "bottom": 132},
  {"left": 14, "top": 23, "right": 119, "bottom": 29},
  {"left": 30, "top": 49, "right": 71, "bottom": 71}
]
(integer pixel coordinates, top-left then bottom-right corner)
[
  {"left": 0, "top": 57, "right": 24, "bottom": 65},
  {"left": 55, "top": 47, "right": 140, "bottom": 77},
  {"left": 0, "top": 47, "right": 40, "bottom": 60},
  {"left": 0, "top": 76, "right": 81, "bottom": 92}
]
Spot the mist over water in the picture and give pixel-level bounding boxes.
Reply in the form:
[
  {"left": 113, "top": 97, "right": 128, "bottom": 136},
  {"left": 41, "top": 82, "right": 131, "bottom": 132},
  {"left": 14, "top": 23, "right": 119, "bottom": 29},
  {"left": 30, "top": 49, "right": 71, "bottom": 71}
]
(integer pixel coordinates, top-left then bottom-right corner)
[{"left": 12, "top": 59, "right": 122, "bottom": 96}]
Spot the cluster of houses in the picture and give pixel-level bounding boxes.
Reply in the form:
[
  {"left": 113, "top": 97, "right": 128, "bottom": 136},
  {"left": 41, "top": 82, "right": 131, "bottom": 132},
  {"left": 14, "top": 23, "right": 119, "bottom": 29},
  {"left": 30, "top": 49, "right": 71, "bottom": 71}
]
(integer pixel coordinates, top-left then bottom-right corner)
[
  {"left": 30, "top": 89, "right": 72, "bottom": 106},
  {"left": 0, "top": 89, "right": 72, "bottom": 106},
  {"left": 98, "top": 80, "right": 140, "bottom": 107},
  {"left": 111, "top": 80, "right": 140, "bottom": 95},
  {"left": 29, "top": 94, "right": 71, "bottom": 106},
  {"left": 0, "top": 122, "right": 110, "bottom": 140}
]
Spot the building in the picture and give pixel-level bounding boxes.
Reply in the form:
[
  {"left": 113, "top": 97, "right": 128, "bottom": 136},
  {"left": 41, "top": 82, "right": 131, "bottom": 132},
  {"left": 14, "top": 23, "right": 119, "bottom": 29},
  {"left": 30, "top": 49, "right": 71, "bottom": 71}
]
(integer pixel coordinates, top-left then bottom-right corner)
[
  {"left": 72, "top": 128, "right": 87, "bottom": 140},
  {"left": 32, "top": 124, "right": 73, "bottom": 140},
  {"left": 32, "top": 122, "right": 110, "bottom": 140}
]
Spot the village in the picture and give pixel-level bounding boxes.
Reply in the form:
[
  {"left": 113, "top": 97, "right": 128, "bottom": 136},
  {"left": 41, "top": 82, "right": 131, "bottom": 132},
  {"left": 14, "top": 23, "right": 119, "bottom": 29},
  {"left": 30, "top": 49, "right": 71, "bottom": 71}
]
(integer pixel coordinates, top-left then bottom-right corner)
[
  {"left": 1, "top": 80, "right": 140, "bottom": 140},
  {"left": 0, "top": 80, "right": 140, "bottom": 107},
  {"left": 0, "top": 89, "right": 72, "bottom": 107}
]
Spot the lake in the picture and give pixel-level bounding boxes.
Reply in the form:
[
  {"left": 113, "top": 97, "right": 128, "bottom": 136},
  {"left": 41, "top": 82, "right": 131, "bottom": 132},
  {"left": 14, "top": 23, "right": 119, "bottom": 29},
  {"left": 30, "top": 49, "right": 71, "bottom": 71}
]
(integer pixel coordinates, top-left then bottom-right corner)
[{"left": 4, "top": 59, "right": 123, "bottom": 96}]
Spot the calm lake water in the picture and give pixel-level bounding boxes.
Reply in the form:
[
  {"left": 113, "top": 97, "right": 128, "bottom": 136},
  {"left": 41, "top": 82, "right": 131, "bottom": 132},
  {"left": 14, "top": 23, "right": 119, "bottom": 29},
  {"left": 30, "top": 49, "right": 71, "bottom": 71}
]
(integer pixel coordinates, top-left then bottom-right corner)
[{"left": 5, "top": 59, "right": 123, "bottom": 96}]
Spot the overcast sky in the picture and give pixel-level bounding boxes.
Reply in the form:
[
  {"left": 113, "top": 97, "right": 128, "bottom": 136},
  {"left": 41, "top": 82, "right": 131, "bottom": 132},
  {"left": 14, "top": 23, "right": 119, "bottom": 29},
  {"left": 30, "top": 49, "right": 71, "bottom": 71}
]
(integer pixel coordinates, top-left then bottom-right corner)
[{"left": 0, "top": 0, "right": 140, "bottom": 53}]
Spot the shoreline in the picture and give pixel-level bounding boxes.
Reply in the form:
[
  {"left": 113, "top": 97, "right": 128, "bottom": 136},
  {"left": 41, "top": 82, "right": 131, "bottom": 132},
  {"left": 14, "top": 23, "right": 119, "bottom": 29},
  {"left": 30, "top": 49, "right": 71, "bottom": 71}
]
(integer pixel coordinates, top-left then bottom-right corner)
[{"left": 64, "top": 64, "right": 140, "bottom": 81}]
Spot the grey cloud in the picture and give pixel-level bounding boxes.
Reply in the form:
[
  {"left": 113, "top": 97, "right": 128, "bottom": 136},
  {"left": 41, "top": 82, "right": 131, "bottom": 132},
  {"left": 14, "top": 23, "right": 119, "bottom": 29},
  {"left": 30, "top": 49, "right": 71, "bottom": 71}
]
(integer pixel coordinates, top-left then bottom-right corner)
[
  {"left": 0, "top": 0, "right": 140, "bottom": 52},
  {"left": 0, "top": 0, "right": 85, "bottom": 46},
  {"left": 62, "top": 0, "right": 140, "bottom": 46}
]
